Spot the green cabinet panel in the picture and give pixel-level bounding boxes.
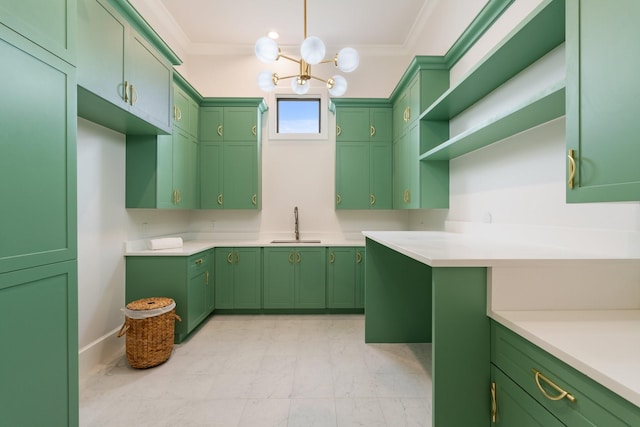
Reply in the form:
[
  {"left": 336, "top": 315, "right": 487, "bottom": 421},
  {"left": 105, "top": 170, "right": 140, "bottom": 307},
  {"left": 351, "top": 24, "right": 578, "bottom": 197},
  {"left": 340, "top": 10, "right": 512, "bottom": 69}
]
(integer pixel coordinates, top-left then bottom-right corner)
[
  {"left": 0, "top": 27, "right": 77, "bottom": 274},
  {"left": 0, "top": 0, "right": 75, "bottom": 63},
  {"left": 125, "top": 250, "right": 214, "bottom": 343},
  {"left": 326, "top": 247, "right": 365, "bottom": 309},
  {"left": 126, "top": 132, "right": 197, "bottom": 209},
  {"left": 263, "top": 247, "right": 326, "bottom": 309},
  {"left": 199, "top": 105, "right": 262, "bottom": 210},
  {"left": 492, "top": 321, "right": 640, "bottom": 426},
  {"left": 566, "top": 0, "right": 640, "bottom": 202},
  {"left": 214, "top": 247, "right": 262, "bottom": 309},
  {"left": 335, "top": 105, "right": 392, "bottom": 210},
  {"left": 0, "top": 261, "right": 78, "bottom": 427},
  {"left": 77, "top": 0, "right": 173, "bottom": 134},
  {"left": 491, "top": 365, "right": 564, "bottom": 426}
]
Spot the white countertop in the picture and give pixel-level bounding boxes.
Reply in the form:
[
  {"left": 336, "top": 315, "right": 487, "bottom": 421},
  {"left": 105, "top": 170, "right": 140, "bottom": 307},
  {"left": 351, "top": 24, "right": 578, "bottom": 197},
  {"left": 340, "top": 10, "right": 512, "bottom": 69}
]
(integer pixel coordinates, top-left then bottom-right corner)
[
  {"left": 491, "top": 310, "right": 640, "bottom": 408},
  {"left": 125, "top": 238, "right": 364, "bottom": 256},
  {"left": 362, "top": 231, "right": 640, "bottom": 267}
]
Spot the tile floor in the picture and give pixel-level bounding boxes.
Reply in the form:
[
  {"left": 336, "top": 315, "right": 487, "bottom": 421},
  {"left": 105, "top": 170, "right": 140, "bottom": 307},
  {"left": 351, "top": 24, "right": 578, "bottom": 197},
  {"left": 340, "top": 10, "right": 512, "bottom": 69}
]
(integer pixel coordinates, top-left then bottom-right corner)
[{"left": 80, "top": 314, "right": 432, "bottom": 426}]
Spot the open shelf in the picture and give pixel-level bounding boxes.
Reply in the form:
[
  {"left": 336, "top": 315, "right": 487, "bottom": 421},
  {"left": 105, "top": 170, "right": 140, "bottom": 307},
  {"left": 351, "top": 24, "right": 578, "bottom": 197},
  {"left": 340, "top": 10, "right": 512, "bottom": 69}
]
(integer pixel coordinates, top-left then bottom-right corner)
[
  {"left": 420, "top": 81, "right": 565, "bottom": 161},
  {"left": 419, "top": 0, "right": 565, "bottom": 122}
]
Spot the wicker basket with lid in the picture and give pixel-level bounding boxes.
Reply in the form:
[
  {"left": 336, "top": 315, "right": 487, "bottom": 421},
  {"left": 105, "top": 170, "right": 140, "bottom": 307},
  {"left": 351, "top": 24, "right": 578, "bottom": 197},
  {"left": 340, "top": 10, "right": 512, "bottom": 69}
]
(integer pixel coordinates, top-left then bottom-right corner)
[{"left": 117, "top": 297, "right": 181, "bottom": 369}]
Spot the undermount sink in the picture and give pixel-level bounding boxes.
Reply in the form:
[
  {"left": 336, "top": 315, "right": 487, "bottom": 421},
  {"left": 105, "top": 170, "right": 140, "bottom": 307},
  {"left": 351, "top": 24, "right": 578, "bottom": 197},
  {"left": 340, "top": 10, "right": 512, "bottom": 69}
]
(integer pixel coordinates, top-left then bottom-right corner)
[{"left": 270, "top": 239, "right": 322, "bottom": 244}]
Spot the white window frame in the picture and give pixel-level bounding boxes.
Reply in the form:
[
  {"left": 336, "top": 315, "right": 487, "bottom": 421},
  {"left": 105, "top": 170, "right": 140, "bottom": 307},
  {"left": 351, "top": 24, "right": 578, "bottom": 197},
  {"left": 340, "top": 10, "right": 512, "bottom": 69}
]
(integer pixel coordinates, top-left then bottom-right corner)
[{"left": 267, "top": 89, "right": 328, "bottom": 141}]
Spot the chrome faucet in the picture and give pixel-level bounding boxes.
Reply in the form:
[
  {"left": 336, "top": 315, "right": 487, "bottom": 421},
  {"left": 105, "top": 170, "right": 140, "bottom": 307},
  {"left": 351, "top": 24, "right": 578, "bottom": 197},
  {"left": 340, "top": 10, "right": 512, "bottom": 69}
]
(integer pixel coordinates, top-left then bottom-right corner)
[{"left": 294, "top": 206, "right": 299, "bottom": 241}]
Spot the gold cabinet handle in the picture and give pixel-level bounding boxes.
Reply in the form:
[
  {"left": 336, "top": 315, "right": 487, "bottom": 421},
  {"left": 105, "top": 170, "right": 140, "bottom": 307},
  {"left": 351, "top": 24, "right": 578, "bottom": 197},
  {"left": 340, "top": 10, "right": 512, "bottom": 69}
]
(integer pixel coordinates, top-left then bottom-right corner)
[
  {"left": 370, "top": 194, "right": 376, "bottom": 206},
  {"left": 356, "top": 251, "right": 362, "bottom": 264},
  {"left": 174, "top": 105, "right": 182, "bottom": 121},
  {"left": 130, "top": 83, "right": 138, "bottom": 106},
  {"left": 289, "top": 251, "right": 294, "bottom": 264},
  {"left": 403, "top": 189, "right": 410, "bottom": 204},
  {"left": 252, "top": 194, "right": 257, "bottom": 205},
  {"left": 124, "top": 81, "right": 129, "bottom": 103},
  {"left": 370, "top": 125, "right": 376, "bottom": 137},
  {"left": 227, "top": 251, "right": 233, "bottom": 264},
  {"left": 568, "top": 149, "right": 576, "bottom": 189},
  {"left": 195, "top": 258, "right": 204, "bottom": 265},
  {"left": 217, "top": 194, "right": 223, "bottom": 206},
  {"left": 336, "top": 125, "right": 342, "bottom": 136},
  {"left": 404, "top": 106, "right": 411, "bottom": 123},
  {"left": 336, "top": 194, "right": 342, "bottom": 205},
  {"left": 296, "top": 252, "right": 301, "bottom": 263},
  {"left": 205, "top": 270, "right": 209, "bottom": 285},
  {"left": 217, "top": 125, "right": 223, "bottom": 137},
  {"left": 176, "top": 190, "right": 181, "bottom": 203},
  {"left": 235, "top": 251, "right": 240, "bottom": 264},
  {"left": 490, "top": 382, "right": 497, "bottom": 423},
  {"left": 252, "top": 125, "right": 257, "bottom": 136},
  {"left": 329, "top": 252, "right": 335, "bottom": 263},
  {"left": 532, "top": 369, "right": 577, "bottom": 403}
]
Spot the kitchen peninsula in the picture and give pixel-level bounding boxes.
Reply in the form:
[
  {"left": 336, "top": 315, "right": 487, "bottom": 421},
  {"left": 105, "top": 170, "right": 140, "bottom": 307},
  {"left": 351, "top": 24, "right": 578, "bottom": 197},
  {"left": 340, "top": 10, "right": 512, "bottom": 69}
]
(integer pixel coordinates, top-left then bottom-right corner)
[{"left": 363, "top": 231, "right": 640, "bottom": 426}]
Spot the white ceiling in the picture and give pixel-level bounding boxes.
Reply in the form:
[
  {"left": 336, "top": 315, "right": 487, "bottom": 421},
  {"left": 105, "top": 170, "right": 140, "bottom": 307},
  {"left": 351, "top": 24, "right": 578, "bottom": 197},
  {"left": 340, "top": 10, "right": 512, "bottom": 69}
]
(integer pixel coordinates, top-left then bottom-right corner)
[{"left": 130, "top": 0, "right": 449, "bottom": 55}]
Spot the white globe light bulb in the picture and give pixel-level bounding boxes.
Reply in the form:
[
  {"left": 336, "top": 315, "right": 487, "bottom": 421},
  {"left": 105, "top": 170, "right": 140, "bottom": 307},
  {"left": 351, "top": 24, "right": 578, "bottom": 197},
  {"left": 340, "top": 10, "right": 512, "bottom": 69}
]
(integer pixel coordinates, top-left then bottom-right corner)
[
  {"left": 300, "top": 36, "right": 326, "bottom": 65},
  {"left": 291, "top": 77, "right": 310, "bottom": 95},
  {"left": 328, "top": 75, "right": 348, "bottom": 97},
  {"left": 255, "top": 37, "right": 279, "bottom": 63},
  {"left": 257, "top": 71, "right": 277, "bottom": 92},
  {"left": 336, "top": 47, "right": 359, "bottom": 73}
]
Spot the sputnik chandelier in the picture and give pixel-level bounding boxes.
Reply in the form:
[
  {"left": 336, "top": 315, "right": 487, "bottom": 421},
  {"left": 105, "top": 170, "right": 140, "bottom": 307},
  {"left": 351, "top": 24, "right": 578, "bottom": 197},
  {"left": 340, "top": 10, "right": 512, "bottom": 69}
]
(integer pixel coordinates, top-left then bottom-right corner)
[{"left": 254, "top": 0, "right": 359, "bottom": 97}]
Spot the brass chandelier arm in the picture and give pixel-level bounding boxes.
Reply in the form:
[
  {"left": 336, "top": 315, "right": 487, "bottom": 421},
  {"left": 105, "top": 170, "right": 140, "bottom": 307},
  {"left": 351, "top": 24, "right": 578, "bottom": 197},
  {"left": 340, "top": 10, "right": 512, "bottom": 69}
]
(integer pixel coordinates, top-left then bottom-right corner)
[
  {"left": 278, "top": 53, "right": 301, "bottom": 63},
  {"left": 309, "top": 75, "right": 329, "bottom": 83}
]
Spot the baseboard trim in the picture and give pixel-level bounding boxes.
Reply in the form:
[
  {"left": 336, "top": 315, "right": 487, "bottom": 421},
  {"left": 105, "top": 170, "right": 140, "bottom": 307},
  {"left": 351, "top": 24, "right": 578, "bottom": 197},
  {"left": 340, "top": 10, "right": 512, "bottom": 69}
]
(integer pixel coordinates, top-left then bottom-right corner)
[{"left": 78, "top": 327, "right": 125, "bottom": 383}]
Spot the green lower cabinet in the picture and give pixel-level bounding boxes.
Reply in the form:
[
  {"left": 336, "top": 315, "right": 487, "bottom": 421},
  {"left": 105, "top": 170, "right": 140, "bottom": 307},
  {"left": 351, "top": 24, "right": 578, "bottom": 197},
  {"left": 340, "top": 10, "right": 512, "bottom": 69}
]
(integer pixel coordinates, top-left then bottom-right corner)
[
  {"left": 263, "top": 247, "right": 326, "bottom": 309},
  {"left": 326, "top": 247, "right": 365, "bottom": 309},
  {"left": 0, "top": 261, "right": 78, "bottom": 427},
  {"left": 214, "top": 247, "right": 262, "bottom": 309},
  {"left": 492, "top": 321, "right": 640, "bottom": 426},
  {"left": 491, "top": 365, "right": 564, "bottom": 426},
  {"left": 125, "top": 250, "right": 214, "bottom": 342}
]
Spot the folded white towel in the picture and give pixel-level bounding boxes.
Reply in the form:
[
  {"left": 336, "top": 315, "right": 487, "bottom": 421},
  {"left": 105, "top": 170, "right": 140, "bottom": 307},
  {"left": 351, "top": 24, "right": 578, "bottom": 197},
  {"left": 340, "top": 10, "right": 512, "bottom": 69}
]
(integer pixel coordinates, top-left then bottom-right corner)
[{"left": 148, "top": 237, "right": 183, "bottom": 250}]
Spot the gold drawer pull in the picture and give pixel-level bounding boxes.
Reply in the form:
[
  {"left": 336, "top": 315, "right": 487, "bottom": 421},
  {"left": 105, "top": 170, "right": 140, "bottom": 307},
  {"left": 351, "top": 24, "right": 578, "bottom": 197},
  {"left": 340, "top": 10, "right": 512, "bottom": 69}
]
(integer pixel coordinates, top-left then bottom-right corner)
[
  {"left": 532, "top": 369, "right": 577, "bottom": 403},
  {"left": 195, "top": 258, "right": 203, "bottom": 265},
  {"left": 217, "top": 125, "right": 223, "bottom": 136},
  {"left": 336, "top": 125, "right": 342, "bottom": 136},
  {"left": 336, "top": 194, "right": 342, "bottom": 205},
  {"left": 490, "top": 382, "right": 497, "bottom": 423},
  {"left": 370, "top": 125, "right": 375, "bottom": 137},
  {"left": 289, "top": 251, "right": 294, "bottom": 264},
  {"left": 329, "top": 252, "right": 335, "bottom": 263},
  {"left": 252, "top": 125, "right": 257, "bottom": 136},
  {"left": 252, "top": 194, "right": 257, "bottom": 205},
  {"left": 356, "top": 252, "right": 362, "bottom": 264},
  {"left": 205, "top": 271, "right": 209, "bottom": 284},
  {"left": 296, "top": 252, "right": 301, "bottom": 263},
  {"left": 235, "top": 251, "right": 240, "bottom": 264},
  {"left": 217, "top": 194, "right": 223, "bottom": 205},
  {"left": 568, "top": 149, "right": 576, "bottom": 189},
  {"left": 227, "top": 251, "right": 233, "bottom": 264},
  {"left": 370, "top": 194, "right": 376, "bottom": 206}
]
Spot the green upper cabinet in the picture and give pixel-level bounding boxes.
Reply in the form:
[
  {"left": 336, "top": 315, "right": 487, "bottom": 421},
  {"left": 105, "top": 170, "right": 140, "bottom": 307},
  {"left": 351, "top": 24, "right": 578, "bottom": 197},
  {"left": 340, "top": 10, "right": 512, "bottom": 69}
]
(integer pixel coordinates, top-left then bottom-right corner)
[
  {"left": 263, "top": 247, "right": 326, "bottom": 309},
  {"left": 0, "top": 0, "right": 75, "bottom": 64},
  {"left": 77, "top": 0, "right": 179, "bottom": 135},
  {"left": 0, "top": 25, "right": 77, "bottom": 274},
  {"left": 214, "top": 247, "right": 262, "bottom": 309},
  {"left": 173, "top": 78, "right": 200, "bottom": 139},
  {"left": 333, "top": 101, "right": 393, "bottom": 210},
  {"left": 566, "top": 0, "right": 640, "bottom": 202},
  {"left": 199, "top": 100, "right": 267, "bottom": 210},
  {"left": 390, "top": 63, "right": 450, "bottom": 209}
]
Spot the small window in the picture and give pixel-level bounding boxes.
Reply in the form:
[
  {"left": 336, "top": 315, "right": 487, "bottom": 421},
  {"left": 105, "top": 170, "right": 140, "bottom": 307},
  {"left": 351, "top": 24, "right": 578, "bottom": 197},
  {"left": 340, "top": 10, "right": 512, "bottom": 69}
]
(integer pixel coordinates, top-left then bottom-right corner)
[{"left": 277, "top": 98, "right": 321, "bottom": 134}]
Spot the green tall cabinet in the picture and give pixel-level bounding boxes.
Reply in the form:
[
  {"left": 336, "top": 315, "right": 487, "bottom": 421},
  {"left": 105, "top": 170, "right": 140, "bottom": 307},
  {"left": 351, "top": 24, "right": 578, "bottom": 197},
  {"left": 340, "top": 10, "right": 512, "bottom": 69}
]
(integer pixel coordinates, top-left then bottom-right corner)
[
  {"left": 333, "top": 100, "right": 393, "bottom": 210},
  {"left": 263, "top": 247, "right": 326, "bottom": 309},
  {"left": 566, "top": 0, "right": 640, "bottom": 202},
  {"left": 0, "top": 1, "right": 79, "bottom": 425},
  {"left": 214, "top": 247, "right": 262, "bottom": 309},
  {"left": 200, "top": 99, "right": 267, "bottom": 210}
]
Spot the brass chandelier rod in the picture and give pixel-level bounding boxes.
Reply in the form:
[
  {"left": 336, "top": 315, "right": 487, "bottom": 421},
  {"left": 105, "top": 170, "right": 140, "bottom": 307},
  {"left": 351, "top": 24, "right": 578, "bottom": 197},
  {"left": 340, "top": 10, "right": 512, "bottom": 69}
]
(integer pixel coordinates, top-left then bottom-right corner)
[{"left": 304, "top": 0, "right": 308, "bottom": 39}]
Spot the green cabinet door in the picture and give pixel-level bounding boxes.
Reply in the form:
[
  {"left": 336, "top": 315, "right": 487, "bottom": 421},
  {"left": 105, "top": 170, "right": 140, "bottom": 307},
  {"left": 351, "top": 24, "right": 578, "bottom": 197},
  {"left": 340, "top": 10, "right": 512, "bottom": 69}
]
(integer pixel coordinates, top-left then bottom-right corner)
[
  {"left": 395, "top": 122, "right": 420, "bottom": 209},
  {"left": 223, "top": 141, "right": 258, "bottom": 209},
  {"left": 214, "top": 247, "right": 261, "bottom": 309},
  {"left": 0, "top": 28, "right": 77, "bottom": 274},
  {"left": 187, "top": 253, "right": 211, "bottom": 330},
  {"left": 491, "top": 366, "right": 564, "bottom": 426},
  {"left": 336, "top": 142, "right": 370, "bottom": 209},
  {"left": 336, "top": 107, "right": 370, "bottom": 141},
  {"left": 327, "top": 248, "right": 356, "bottom": 308},
  {"left": 355, "top": 248, "right": 365, "bottom": 308},
  {"left": 371, "top": 141, "right": 393, "bottom": 209},
  {"left": 172, "top": 130, "right": 197, "bottom": 209},
  {"left": 294, "top": 248, "right": 326, "bottom": 309},
  {"left": 233, "top": 247, "right": 262, "bottom": 309},
  {"left": 566, "top": 0, "right": 640, "bottom": 202},
  {"left": 199, "top": 104, "right": 262, "bottom": 210},
  {"left": 370, "top": 108, "right": 393, "bottom": 142},
  {"left": 0, "top": 261, "right": 79, "bottom": 427},
  {"left": 263, "top": 248, "right": 295, "bottom": 308}
]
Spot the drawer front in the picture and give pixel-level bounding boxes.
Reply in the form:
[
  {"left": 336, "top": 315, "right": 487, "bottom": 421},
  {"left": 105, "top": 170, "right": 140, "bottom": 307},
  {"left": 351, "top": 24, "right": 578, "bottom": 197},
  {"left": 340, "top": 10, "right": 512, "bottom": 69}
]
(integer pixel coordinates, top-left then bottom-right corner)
[
  {"left": 491, "top": 322, "right": 640, "bottom": 426},
  {"left": 188, "top": 251, "right": 211, "bottom": 278}
]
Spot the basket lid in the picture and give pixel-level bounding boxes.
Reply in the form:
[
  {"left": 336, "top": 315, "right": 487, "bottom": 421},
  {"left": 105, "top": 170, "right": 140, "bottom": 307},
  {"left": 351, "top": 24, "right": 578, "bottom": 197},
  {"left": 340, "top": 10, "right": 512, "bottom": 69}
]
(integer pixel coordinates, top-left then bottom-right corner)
[{"left": 126, "top": 297, "right": 174, "bottom": 311}]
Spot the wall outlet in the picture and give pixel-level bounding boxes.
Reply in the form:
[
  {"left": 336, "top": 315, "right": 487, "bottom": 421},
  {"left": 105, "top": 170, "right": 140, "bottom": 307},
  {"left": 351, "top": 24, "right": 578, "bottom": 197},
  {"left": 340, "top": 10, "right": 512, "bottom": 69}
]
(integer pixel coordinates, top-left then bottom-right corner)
[{"left": 482, "top": 212, "right": 493, "bottom": 224}]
